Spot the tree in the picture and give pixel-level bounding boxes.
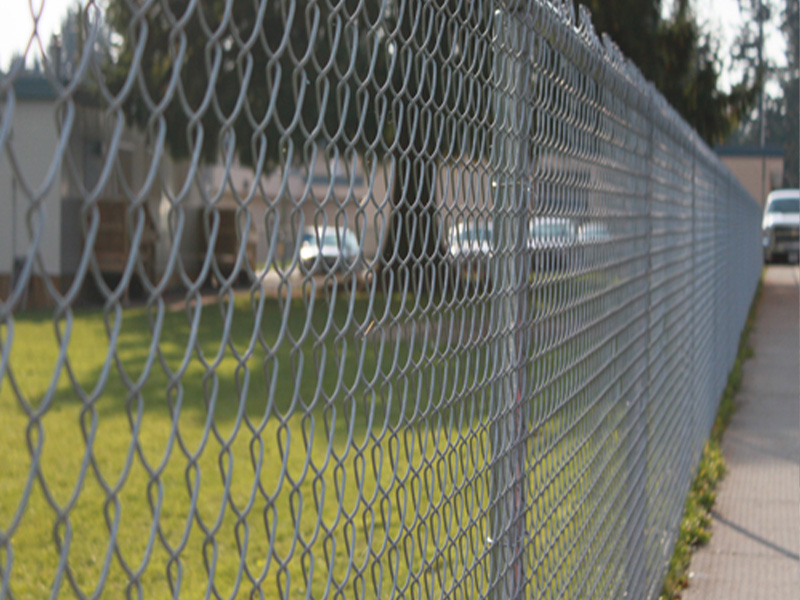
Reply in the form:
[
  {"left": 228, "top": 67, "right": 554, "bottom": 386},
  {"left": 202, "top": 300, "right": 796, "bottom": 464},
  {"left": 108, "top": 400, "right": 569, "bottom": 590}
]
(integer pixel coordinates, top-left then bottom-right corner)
[
  {"left": 376, "top": 2, "right": 493, "bottom": 294},
  {"left": 105, "top": 0, "right": 492, "bottom": 294},
  {"left": 572, "top": 0, "right": 662, "bottom": 80},
  {"left": 781, "top": 0, "right": 799, "bottom": 186},
  {"left": 105, "top": 0, "right": 757, "bottom": 294},
  {"left": 106, "top": 1, "right": 386, "bottom": 168},
  {"left": 49, "top": 4, "right": 114, "bottom": 83},
  {"left": 573, "top": 0, "right": 758, "bottom": 145},
  {"left": 725, "top": 0, "right": 798, "bottom": 187}
]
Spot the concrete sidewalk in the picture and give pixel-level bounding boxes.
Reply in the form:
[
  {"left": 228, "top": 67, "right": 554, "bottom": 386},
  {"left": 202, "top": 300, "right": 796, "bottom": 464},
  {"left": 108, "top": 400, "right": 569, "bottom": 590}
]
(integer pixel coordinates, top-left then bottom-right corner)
[{"left": 682, "top": 265, "right": 799, "bottom": 599}]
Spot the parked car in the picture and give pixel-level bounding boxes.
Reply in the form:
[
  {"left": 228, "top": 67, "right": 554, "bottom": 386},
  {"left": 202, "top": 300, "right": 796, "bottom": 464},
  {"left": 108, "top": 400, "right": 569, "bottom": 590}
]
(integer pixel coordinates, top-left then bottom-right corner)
[
  {"left": 577, "top": 221, "right": 612, "bottom": 270},
  {"left": 299, "top": 226, "right": 361, "bottom": 274},
  {"left": 528, "top": 216, "right": 577, "bottom": 272},
  {"left": 445, "top": 220, "right": 494, "bottom": 284},
  {"left": 762, "top": 189, "right": 799, "bottom": 264},
  {"left": 446, "top": 216, "right": 578, "bottom": 281},
  {"left": 577, "top": 221, "right": 612, "bottom": 244}
]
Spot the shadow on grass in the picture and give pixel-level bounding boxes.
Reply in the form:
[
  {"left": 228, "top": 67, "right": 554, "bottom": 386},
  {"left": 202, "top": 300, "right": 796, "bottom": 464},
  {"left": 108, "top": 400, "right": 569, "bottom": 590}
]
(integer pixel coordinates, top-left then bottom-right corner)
[{"left": 0, "top": 266, "right": 636, "bottom": 598}]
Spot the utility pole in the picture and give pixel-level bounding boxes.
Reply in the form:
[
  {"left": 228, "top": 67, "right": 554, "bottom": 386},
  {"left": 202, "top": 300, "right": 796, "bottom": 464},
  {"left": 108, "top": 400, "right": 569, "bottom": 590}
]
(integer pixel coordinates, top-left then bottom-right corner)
[
  {"left": 491, "top": 8, "right": 532, "bottom": 599},
  {"left": 758, "top": 0, "right": 768, "bottom": 206}
]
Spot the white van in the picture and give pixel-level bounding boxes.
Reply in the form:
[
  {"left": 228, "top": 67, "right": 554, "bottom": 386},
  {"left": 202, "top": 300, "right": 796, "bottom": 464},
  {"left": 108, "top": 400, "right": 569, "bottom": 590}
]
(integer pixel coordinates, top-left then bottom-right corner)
[{"left": 762, "top": 189, "right": 799, "bottom": 264}]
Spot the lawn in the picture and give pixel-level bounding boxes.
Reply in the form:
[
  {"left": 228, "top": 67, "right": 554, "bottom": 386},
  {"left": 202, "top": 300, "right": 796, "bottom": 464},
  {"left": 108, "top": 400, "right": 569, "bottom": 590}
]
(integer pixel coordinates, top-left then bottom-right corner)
[
  {"left": 0, "top": 285, "right": 502, "bottom": 599},
  {"left": 1, "top": 272, "right": 635, "bottom": 599}
]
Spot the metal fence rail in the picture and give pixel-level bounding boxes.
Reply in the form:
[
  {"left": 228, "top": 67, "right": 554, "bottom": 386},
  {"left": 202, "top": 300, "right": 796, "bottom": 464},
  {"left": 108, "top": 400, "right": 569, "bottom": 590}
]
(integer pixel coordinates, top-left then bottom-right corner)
[{"left": 0, "top": 1, "right": 761, "bottom": 598}]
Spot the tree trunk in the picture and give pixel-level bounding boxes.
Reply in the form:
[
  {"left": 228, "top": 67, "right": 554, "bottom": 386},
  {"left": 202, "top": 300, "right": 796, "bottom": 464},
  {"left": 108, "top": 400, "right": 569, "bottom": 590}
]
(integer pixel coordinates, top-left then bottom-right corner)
[{"left": 378, "top": 1, "right": 446, "bottom": 297}]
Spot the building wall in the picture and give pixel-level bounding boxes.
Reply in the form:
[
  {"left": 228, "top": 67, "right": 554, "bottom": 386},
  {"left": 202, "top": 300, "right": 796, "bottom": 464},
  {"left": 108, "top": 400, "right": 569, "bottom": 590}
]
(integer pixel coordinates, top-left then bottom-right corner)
[
  {"left": 149, "top": 158, "right": 207, "bottom": 282},
  {"left": 718, "top": 155, "right": 784, "bottom": 208},
  {"left": 0, "top": 99, "right": 63, "bottom": 292},
  {"left": 0, "top": 94, "right": 498, "bottom": 298},
  {"left": 212, "top": 152, "right": 390, "bottom": 267},
  {"left": 59, "top": 104, "right": 208, "bottom": 289},
  {"left": 211, "top": 153, "right": 503, "bottom": 271},
  {"left": 0, "top": 92, "right": 210, "bottom": 305}
]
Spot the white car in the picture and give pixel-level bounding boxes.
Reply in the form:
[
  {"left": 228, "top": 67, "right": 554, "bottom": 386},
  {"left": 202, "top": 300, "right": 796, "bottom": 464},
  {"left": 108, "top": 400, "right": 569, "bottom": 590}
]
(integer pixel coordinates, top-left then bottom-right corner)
[
  {"left": 445, "top": 220, "right": 494, "bottom": 283},
  {"left": 577, "top": 221, "right": 612, "bottom": 270},
  {"left": 528, "top": 217, "right": 576, "bottom": 272},
  {"left": 762, "top": 189, "right": 799, "bottom": 264},
  {"left": 299, "top": 227, "right": 361, "bottom": 274}
]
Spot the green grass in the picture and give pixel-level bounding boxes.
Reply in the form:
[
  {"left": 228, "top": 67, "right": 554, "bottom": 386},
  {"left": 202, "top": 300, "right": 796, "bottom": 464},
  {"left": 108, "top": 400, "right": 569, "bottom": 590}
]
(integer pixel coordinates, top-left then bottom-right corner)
[
  {"left": 659, "top": 279, "right": 762, "bottom": 600},
  {"left": 0, "top": 268, "right": 644, "bottom": 599},
  {"left": 0, "top": 288, "right": 504, "bottom": 599}
]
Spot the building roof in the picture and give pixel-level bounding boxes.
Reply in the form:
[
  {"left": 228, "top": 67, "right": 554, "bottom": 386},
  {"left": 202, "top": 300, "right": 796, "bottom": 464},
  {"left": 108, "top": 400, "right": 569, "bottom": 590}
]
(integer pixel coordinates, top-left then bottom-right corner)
[
  {"left": 715, "top": 144, "right": 785, "bottom": 158},
  {"left": 9, "top": 73, "right": 59, "bottom": 101}
]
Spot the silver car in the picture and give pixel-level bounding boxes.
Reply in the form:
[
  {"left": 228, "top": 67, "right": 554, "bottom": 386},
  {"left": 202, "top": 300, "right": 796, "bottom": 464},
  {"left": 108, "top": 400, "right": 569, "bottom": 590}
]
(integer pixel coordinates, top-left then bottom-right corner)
[
  {"left": 762, "top": 189, "right": 799, "bottom": 264},
  {"left": 299, "top": 226, "right": 361, "bottom": 274},
  {"left": 577, "top": 221, "right": 612, "bottom": 270},
  {"left": 446, "top": 220, "right": 494, "bottom": 283},
  {"left": 528, "top": 217, "right": 577, "bottom": 272}
]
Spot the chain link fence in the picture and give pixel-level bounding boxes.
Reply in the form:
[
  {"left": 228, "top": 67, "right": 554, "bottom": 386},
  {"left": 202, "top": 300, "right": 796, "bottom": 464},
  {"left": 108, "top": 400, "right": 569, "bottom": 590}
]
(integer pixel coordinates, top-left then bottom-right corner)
[{"left": 0, "top": 1, "right": 761, "bottom": 598}]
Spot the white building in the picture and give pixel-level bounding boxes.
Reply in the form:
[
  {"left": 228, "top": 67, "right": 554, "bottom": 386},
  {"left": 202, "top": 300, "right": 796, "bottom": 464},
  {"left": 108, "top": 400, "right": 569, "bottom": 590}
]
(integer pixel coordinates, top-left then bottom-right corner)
[{"left": 0, "top": 73, "right": 208, "bottom": 307}]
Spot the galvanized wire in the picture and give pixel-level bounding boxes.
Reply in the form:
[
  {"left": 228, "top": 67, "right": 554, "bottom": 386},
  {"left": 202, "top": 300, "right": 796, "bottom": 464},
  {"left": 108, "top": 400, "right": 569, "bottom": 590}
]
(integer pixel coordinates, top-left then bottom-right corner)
[{"left": 0, "top": 1, "right": 762, "bottom": 599}]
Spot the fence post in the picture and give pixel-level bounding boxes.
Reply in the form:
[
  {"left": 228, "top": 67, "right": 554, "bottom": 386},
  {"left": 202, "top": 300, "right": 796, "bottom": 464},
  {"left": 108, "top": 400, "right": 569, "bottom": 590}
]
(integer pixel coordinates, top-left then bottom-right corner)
[
  {"left": 626, "top": 113, "right": 654, "bottom": 599},
  {"left": 489, "top": 7, "right": 532, "bottom": 600}
]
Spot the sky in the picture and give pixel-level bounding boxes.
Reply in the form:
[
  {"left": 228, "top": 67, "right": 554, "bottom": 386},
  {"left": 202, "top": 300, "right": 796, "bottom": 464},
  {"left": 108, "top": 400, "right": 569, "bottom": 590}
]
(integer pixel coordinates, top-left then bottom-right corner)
[
  {"left": 1, "top": 0, "right": 80, "bottom": 68},
  {"left": 688, "top": 0, "right": 788, "bottom": 93},
  {"left": 0, "top": 0, "right": 789, "bottom": 93}
]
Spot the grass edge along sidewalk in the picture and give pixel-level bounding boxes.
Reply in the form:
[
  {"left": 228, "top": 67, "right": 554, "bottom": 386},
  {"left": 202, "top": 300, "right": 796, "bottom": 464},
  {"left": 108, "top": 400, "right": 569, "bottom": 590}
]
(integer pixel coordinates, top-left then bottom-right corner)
[{"left": 658, "top": 278, "right": 763, "bottom": 600}]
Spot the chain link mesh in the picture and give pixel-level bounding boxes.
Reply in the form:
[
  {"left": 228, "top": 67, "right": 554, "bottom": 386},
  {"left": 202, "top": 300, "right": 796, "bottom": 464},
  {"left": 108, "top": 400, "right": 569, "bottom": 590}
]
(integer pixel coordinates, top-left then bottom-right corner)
[{"left": 0, "top": 1, "right": 762, "bottom": 598}]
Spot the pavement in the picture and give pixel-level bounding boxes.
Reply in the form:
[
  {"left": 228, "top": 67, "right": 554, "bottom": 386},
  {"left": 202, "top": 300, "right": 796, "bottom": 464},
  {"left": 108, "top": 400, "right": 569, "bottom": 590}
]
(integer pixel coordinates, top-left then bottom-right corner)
[{"left": 682, "top": 265, "right": 800, "bottom": 600}]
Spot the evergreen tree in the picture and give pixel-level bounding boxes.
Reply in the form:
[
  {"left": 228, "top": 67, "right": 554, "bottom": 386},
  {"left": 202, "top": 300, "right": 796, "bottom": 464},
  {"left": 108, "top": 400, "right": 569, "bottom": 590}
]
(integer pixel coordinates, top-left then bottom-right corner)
[
  {"left": 724, "top": 0, "right": 797, "bottom": 187},
  {"left": 105, "top": 1, "right": 491, "bottom": 292},
  {"left": 781, "top": 0, "right": 798, "bottom": 185},
  {"left": 103, "top": 0, "right": 758, "bottom": 290},
  {"left": 574, "top": 0, "right": 758, "bottom": 144}
]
